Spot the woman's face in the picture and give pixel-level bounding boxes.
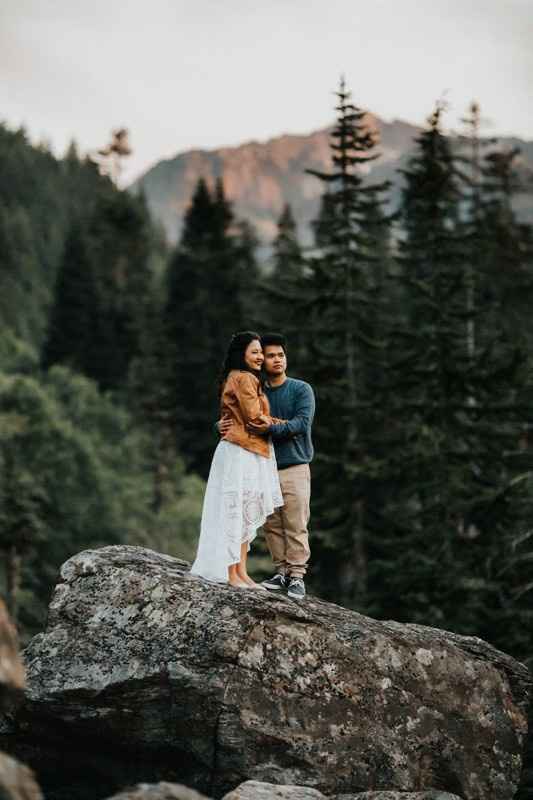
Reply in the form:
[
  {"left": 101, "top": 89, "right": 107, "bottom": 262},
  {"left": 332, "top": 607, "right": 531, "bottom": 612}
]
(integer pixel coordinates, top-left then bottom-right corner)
[{"left": 244, "top": 339, "right": 264, "bottom": 371}]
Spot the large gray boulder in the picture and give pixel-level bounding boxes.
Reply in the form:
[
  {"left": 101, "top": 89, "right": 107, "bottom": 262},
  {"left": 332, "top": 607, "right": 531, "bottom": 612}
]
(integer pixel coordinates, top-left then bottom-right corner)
[
  {"left": 105, "top": 782, "right": 210, "bottom": 799},
  {"left": 4, "top": 546, "right": 531, "bottom": 800},
  {"left": 223, "top": 781, "right": 327, "bottom": 800},
  {"left": 222, "top": 787, "right": 462, "bottom": 800},
  {"left": 334, "top": 794, "right": 463, "bottom": 800},
  {"left": 0, "top": 599, "right": 43, "bottom": 800}
]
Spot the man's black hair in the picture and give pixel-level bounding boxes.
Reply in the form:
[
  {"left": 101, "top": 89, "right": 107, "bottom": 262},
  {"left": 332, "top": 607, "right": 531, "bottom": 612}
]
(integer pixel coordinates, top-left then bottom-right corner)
[{"left": 261, "top": 333, "right": 287, "bottom": 354}]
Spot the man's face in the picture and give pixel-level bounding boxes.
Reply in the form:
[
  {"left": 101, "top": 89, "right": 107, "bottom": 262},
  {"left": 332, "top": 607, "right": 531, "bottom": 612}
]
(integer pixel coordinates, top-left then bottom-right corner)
[{"left": 263, "top": 345, "right": 287, "bottom": 377}]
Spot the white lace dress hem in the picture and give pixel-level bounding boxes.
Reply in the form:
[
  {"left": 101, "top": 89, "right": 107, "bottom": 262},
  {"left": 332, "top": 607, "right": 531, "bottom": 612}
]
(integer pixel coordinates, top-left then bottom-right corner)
[{"left": 190, "top": 440, "right": 283, "bottom": 583}]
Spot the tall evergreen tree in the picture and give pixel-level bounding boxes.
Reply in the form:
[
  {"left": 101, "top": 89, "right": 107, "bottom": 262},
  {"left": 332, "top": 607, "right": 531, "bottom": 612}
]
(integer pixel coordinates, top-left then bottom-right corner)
[
  {"left": 43, "top": 187, "right": 154, "bottom": 392},
  {"left": 273, "top": 203, "right": 301, "bottom": 267},
  {"left": 303, "top": 78, "right": 391, "bottom": 606},
  {"left": 0, "top": 123, "right": 108, "bottom": 349},
  {"left": 377, "top": 103, "right": 532, "bottom": 647},
  {"left": 163, "top": 177, "right": 258, "bottom": 477},
  {"left": 455, "top": 102, "right": 492, "bottom": 359},
  {"left": 42, "top": 221, "right": 101, "bottom": 377},
  {"left": 260, "top": 204, "right": 308, "bottom": 370},
  {"left": 480, "top": 146, "right": 533, "bottom": 345}
]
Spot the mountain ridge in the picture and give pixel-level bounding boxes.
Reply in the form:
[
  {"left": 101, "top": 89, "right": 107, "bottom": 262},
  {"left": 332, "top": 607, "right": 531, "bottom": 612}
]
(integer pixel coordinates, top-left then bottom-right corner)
[{"left": 131, "top": 115, "right": 533, "bottom": 246}]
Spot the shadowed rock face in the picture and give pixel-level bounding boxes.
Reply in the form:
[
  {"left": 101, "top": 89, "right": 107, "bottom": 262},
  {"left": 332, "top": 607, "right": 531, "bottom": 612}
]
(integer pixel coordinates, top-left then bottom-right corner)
[
  {"left": 4, "top": 546, "right": 531, "bottom": 800},
  {"left": 0, "top": 599, "right": 43, "bottom": 800}
]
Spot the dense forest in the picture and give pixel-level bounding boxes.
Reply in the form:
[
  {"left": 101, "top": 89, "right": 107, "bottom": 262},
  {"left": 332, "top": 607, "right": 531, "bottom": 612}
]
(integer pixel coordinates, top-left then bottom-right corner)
[{"left": 0, "top": 82, "right": 532, "bottom": 793}]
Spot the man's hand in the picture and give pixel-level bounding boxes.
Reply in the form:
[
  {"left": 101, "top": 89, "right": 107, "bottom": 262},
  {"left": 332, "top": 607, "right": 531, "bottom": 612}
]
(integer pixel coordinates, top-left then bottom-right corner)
[
  {"left": 218, "top": 416, "right": 233, "bottom": 436},
  {"left": 247, "top": 415, "right": 271, "bottom": 435}
]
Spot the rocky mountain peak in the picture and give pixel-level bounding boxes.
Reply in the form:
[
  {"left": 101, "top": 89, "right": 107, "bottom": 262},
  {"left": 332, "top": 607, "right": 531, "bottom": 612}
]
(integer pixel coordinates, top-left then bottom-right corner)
[{"left": 131, "top": 117, "right": 533, "bottom": 249}]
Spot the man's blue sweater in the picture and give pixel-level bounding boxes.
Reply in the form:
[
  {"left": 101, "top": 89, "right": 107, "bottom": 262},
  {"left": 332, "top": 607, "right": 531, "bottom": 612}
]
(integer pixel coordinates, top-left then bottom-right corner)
[{"left": 265, "top": 377, "right": 315, "bottom": 469}]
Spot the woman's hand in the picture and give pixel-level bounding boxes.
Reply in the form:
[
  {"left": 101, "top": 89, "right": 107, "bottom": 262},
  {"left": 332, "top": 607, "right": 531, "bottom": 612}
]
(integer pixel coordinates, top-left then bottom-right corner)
[
  {"left": 218, "top": 416, "right": 233, "bottom": 436},
  {"left": 247, "top": 415, "right": 271, "bottom": 435}
]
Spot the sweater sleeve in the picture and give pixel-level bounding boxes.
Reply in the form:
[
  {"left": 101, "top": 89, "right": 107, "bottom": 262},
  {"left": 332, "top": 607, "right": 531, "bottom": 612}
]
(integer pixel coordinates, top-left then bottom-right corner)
[{"left": 269, "top": 383, "right": 315, "bottom": 441}]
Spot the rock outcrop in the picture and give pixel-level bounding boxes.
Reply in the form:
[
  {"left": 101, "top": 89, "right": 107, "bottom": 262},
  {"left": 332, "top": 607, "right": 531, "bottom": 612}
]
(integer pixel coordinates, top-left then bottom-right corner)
[
  {"left": 131, "top": 119, "right": 418, "bottom": 245},
  {"left": 0, "top": 598, "right": 43, "bottom": 800},
  {"left": 223, "top": 781, "right": 326, "bottom": 800},
  {"left": 102, "top": 780, "right": 464, "bottom": 800},
  {"left": 333, "top": 794, "right": 462, "bottom": 800},
  {"left": 105, "top": 782, "right": 210, "bottom": 799},
  {"left": 223, "top": 784, "right": 463, "bottom": 800},
  {"left": 102, "top": 780, "right": 466, "bottom": 800},
  {"left": 3, "top": 546, "right": 531, "bottom": 800}
]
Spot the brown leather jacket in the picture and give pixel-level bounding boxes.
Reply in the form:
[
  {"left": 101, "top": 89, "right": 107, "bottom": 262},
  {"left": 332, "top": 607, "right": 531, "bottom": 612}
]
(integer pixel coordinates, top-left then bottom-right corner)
[{"left": 221, "top": 370, "right": 285, "bottom": 458}]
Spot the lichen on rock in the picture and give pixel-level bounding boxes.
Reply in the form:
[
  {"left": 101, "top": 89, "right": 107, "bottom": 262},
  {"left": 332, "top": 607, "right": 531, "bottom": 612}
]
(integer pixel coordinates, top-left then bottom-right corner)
[{"left": 4, "top": 546, "right": 532, "bottom": 800}]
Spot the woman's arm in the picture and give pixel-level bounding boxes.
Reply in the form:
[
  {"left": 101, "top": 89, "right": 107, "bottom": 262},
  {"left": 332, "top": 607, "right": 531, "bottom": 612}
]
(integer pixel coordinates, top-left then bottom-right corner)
[
  {"left": 233, "top": 372, "right": 268, "bottom": 424},
  {"left": 233, "top": 373, "right": 285, "bottom": 426}
]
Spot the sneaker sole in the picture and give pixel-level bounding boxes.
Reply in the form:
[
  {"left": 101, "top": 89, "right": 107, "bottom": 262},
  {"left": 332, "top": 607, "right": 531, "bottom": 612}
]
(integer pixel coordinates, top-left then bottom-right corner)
[{"left": 262, "top": 584, "right": 285, "bottom": 591}]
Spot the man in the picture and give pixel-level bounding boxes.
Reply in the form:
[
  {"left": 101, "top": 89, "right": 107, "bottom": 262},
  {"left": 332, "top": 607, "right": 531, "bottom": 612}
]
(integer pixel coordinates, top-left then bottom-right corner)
[{"left": 219, "top": 333, "right": 315, "bottom": 600}]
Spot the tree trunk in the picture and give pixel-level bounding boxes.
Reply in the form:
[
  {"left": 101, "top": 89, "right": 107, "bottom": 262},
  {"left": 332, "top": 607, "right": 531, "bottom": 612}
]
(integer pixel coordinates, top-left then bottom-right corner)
[
  {"left": 339, "top": 498, "right": 368, "bottom": 607},
  {"left": 352, "top": 498, "right": 367, "bottom": 604},
  {"left": 6, "top": 542, "right": 22, "bottom": 624}
]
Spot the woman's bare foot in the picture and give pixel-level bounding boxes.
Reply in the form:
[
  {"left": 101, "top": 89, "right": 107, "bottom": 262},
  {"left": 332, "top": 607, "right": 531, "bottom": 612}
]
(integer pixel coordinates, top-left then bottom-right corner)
[
  {"left": 236, "top": 568, "right": 258, "bottom": 587},
  {"left": 228, "top": 576, "right": 248, "bottom": 588},
  {"left": 237, "top": 571, "right": 268, "bottom": 590},
  {"left": 228, "top": 565, "right": 248, "bottom": 588}
]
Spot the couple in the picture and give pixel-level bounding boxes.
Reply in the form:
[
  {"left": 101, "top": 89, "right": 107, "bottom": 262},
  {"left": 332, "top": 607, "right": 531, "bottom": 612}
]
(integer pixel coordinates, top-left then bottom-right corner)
[{"left": 190, "top": 331, "right": 315, "bottom": 600}]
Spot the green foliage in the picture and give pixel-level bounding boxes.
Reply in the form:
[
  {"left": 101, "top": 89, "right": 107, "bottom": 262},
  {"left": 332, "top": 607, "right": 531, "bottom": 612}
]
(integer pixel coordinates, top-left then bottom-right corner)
[
  {"left": 260, "top": 204, "right": 309, "bottom": 368},
  {"left": 0, "top": 327, "right": 40, "bottom": 374},
  {"left": 0, "top": 124, "right": 104, "bottom": 348},
  {"left": 43, "top": 187, "right": 155, "bottom": 392},
  {"left": 295, "top": 79, "right": 392, "bottom": 605},
  {"left": 0, "top": 335, "right": 204, "bottom": 638},
  {"left": 41, "top": 221, "right": 100, "bottom": 376}
]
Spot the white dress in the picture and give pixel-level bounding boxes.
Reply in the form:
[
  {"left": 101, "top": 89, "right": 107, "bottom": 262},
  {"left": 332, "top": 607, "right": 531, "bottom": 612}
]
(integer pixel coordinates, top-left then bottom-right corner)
[{"left": 190, "top": 440, "right": 283, "bottom": 583}]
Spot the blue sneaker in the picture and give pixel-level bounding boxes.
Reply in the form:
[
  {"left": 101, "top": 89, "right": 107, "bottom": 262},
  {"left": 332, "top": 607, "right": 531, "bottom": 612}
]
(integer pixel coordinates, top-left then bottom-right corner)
[
  {"left": 287, "top": 577, "right": 306, "bottom": 600},
  {"left": 262, "top": 573, "right": 287, "bottom": 591}
]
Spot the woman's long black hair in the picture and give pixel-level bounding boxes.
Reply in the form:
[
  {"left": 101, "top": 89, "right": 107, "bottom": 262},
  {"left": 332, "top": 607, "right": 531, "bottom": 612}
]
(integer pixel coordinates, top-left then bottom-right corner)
[{"left": 218, "top": 331, "right": 264, "bottom": 397}]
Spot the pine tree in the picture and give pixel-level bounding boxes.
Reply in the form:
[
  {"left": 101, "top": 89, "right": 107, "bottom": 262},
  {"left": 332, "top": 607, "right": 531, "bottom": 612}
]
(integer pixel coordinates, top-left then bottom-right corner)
[
  {"left": 455, "top": 102, "right": 491, "bottom": 359},
  {"left": 274, "top": 204, "right": 301, "bottom": 268},
  {"left": 43, "top": 187, "right": 154, "bottom": 392},
  {"left": 163, "top": 177, "right": 258, "bottom": 477},
  {"left": 303, "top": 78, "right": 391, "bottom": 606},
  {"left": 378, "top": 103, "right": 533, "bottom": 644},
  {"left": 260, "top": 203, "right": 308, "bottom": 370},
  {"left": 88, "top": 188, "right": 153, "bottom": 391},
  {"left": 42, "top": 221, "right": 101, "bottom": 377},
  {"left": 480, "top": 146, "right": 533, "bottom": 345}
]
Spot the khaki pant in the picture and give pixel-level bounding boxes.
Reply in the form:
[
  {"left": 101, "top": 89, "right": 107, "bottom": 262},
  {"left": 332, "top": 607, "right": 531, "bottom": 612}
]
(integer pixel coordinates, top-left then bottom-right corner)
[{"left": 263, "top": 464, "right": 311, "bottom": 578}]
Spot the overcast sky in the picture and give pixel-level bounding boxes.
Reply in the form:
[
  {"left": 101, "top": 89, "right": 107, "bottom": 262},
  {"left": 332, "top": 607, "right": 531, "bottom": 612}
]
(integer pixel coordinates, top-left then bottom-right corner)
[{"left": 2, "top": 0, "right": 532, "bottom": 184}]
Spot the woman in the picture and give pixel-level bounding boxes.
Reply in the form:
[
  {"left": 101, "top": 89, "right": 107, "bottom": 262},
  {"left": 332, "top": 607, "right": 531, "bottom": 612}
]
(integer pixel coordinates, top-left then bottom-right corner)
[{"left": 190, "top": 331, "right": 285, "bottom": 588}]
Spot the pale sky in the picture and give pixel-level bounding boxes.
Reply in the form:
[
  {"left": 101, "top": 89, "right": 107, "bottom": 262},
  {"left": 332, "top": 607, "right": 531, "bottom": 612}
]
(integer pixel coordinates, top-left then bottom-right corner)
[{"left": 2, "top": 0, "right": 532, "bottom": 184}]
